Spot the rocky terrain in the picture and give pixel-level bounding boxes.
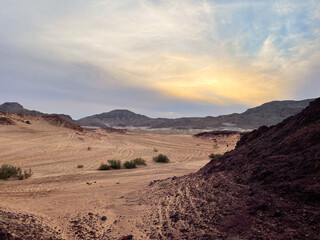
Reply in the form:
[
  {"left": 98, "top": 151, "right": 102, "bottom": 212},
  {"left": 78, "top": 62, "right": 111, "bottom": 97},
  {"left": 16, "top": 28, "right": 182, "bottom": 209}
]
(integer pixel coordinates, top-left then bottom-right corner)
[
  {"left": 1, "top": 100, "right": 313, "bottom": 131},
  {"left": 0, "top": 98, "right": 318, "bottom": 239},
  {"left": 144, "top": 98, "right": 320, "bottom": 239},
  {"left": 42, "top": 115, "right": 84, "bottom": 132},
  {"left": 78, "top": 99, "right": 313, "bottom": 130},
  {"left": 0, "top": 102, "right": 75, "bottom": 124},
  {"left": 0, "top": 112, "right": 83, "bottom": 132}
]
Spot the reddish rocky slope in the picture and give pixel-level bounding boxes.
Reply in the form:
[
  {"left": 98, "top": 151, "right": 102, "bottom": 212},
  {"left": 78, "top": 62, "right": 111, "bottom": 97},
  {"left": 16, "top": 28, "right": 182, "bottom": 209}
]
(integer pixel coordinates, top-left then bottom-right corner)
[{"left": 146, "top": 98, "right": 320, "bottom": 239}]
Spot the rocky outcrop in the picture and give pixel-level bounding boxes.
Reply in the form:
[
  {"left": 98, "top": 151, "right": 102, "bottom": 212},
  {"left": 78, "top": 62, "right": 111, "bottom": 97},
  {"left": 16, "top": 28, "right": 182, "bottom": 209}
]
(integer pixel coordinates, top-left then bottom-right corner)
[
  {"left": 0, "top": 117, "right": 15, "bottom": 125},
  {"left": 0, "top": 102, "right": 75, "bottom": 124},
  {"left": 146, "top": 98, "right": 320, "bottom": 239},
  {"left": 42, "top": 115, "right": 83, "bottom": 132}
]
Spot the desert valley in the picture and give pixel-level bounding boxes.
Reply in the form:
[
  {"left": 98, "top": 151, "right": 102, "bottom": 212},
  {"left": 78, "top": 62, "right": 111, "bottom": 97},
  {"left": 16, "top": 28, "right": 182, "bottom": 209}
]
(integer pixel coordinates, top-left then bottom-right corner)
[
  {"left": 0, "top": 107, "right": 239, "bottom": 239},
  {"left": 0, "top": 98, "right": 319, "bottom": 239},
  {"left": 1, "top": 1, "right": 320, "bottom": 239}
]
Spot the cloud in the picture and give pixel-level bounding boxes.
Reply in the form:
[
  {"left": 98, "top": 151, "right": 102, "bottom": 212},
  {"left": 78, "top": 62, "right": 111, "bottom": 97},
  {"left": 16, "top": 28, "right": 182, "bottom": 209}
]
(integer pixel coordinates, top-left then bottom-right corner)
[{"left": 0, "top": 0, "right": 319, "bottom": 117}]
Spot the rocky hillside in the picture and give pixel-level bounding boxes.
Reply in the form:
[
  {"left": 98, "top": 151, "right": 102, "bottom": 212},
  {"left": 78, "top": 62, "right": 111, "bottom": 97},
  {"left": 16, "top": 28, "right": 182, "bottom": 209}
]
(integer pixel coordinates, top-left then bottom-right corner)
[
  {"left": 78, "top": 99, "right": 313, "bottom": 130},
  {"left": 77, "top": 109, "right": 151, "bottom": 128},
  {"left": 0, "top": 112, "right": 83, "bottom": 132},
  {"left": 145, "top": 98, "right": 320, "bottom": 239},
  {"left": 0, "top": 102, "right": 75, "bottom": 124}
]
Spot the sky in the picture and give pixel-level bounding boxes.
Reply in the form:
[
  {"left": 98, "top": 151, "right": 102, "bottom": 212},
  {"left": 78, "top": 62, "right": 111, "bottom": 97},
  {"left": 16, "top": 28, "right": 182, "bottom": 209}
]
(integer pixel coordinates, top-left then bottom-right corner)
[{"left": 0, "top": 0, "right": 319, "bottom": 119}]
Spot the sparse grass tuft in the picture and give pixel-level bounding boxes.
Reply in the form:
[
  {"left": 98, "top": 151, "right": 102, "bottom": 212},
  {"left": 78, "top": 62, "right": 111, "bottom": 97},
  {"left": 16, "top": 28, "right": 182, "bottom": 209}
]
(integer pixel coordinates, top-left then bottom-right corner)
[
  {"left": 209, "top": 153, "right": 222, "bottom": 159},
  {"left": 77, "top": 164, "right": 84, "bottom": 168},
  {"left": 0, "top": 164, "right": 32, "bottom": 180},
  {"left": 123, "top": 161, "right": 136, "bottom": 169},
  {"left": 132, "top": 158, "right": 146, "bottom": 166},
  {"left": 153, "top": 154, "right": 170, "bottom": 163},
  {"left": 108, "top": 160, "right": 121, "bottom": 169},
  {"left": 98, "top": 163, "right": 111, "bottom": 171}
]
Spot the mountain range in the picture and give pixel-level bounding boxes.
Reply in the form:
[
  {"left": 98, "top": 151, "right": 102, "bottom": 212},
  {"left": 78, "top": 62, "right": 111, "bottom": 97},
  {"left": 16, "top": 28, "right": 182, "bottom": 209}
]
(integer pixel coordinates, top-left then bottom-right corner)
[
  {"left": 0, "top": 99, "right": 314, "bottom": 130},
  {"left": 77, "top": 99, "right": 313, "bottom": 130}
]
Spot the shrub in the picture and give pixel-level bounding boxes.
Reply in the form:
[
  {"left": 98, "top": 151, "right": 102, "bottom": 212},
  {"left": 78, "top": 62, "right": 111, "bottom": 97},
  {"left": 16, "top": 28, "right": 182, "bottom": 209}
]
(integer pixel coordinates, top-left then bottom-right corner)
[
  {"left": 23, "top": 169, "right": 33, "bottom": 179},
  {"left": 98, "top": 163, "right": 111, "bottom": 171},
  {"left": 0, "top": 164, "right": 32, "bottom": 180},
  {"left": 153, "top": 154, "right": 170, "bottom": 163},
  {"left": 77, "top": 164, "right": 84, "bottom": 168},
  {"left": 153, "top": 148, "right": 158, "bottom": 152},
  {"left": 108, "top": 160, "right": 121, "bottom": 169},
  {"left": 132, "top": 158, "right": 146, "bottom": 166},
  {"left": 101, "top": 216, "right": 107, "bottom": 221},
  {"left": 209, "top": 153, "right": 222, "bottom": 159},
  {"left": 123, "top": 161, "right": 136, "bottom": 169},
  {"left": 87, "top": 147, "right": 91, "bottom": 151}
]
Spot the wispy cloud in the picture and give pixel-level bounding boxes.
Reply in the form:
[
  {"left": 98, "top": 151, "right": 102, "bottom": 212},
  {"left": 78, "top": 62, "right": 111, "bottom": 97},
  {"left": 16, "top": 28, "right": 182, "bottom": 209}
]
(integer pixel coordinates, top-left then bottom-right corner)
[{"left": 0, "top": 0, "right": 319, "bottom": 117}]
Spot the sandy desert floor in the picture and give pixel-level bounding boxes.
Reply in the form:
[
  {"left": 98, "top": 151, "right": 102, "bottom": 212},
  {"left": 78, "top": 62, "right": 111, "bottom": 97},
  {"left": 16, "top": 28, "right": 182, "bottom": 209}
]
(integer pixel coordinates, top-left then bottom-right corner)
[{"left": 0, "top": 115, "right": 240, "bottom": 239}]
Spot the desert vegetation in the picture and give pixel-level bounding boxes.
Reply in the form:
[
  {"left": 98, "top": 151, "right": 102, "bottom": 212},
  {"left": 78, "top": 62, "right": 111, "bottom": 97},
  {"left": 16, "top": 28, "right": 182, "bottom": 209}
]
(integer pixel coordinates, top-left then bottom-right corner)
[
  {"left": 108, "top": 160, "right": 121, "bottom": 169},
  {"left": 132, "top": 158, "right": 146, "bottom": 166},
  {"left": 209, "top": 153, "right": 222, "bottom": 159},
  {"left": 0, "top": 164, "right": 32, "bottom": 180},
  {"left": 99, "top": 158, "right": 147, "bottom": 170},
  {"left": 123, "top": 160, "right": 136, "bottom": 169},
  {"left": 77, "top": 164, "right": 84, "bottom": 168},
  {"left": 153, "top": 154, "right": 170, "bottom": 163},
  {"left": 98, "top": 163, "right": 111, "bottom": 171}
]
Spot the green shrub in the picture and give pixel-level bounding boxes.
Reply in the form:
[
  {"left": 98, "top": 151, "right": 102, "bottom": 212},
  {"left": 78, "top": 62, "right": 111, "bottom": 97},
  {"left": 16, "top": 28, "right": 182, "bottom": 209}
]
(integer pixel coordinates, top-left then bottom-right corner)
[
  {"left": 108, "top": 160, "right": 121, "bottom": 169},
  {"left": 87, "top": 147, "right": 91, "bottom": 151},
  {"left": 0, "top": 164, "right": 32, "bottom": 180},
  {"left": 153, "top": 154, "right": 170, "bottom": 163},
  {"left": 132, "top": 158, "right": 146, "bottom": 166},
  {"left": 209, "top": 153, "right": 222, "bottom": 159},
  {"left": 98, "top": 163, "right": 111, "bottom": 170},
  {"left": 123, "top": 161, "right": 136, "bottom": 169},
  {"left": 77, "top": 164, "right": 84, "bottom": 168}
]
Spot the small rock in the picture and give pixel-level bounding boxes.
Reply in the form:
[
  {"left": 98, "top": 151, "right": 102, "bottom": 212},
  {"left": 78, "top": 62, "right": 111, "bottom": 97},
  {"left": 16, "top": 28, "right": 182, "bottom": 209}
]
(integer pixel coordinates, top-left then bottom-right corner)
[{"left": 119, "top": 235, "right": 133, "bottom": 240}]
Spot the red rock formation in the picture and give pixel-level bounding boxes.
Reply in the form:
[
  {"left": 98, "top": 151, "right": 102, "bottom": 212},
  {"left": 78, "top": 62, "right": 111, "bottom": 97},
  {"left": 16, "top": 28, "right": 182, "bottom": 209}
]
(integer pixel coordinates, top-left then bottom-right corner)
[{"left": 146, "top": 98, "right": 320, "bottom": 239}]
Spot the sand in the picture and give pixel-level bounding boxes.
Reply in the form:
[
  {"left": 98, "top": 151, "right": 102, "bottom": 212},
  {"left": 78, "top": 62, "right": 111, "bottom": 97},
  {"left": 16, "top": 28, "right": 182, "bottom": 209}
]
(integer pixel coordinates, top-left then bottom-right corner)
[{"left": 0, "top": 114, "right": 239, "bottom": 239}]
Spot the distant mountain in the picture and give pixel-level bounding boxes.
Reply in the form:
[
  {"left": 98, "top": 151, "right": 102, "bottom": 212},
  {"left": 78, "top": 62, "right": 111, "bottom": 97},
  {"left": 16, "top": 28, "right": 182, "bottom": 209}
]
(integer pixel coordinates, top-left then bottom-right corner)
[
  {"left": 77, "top": 109, "right": 152, "bottom": 128},
  {"left": 77, "top": 99, "right": 314, "bottom": 130},
  {"left": 1, "top": 99, "right": 314, "bottom": 130},
  {"left": 0, "top": 102, "right": 75, "bottom": 124}
]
